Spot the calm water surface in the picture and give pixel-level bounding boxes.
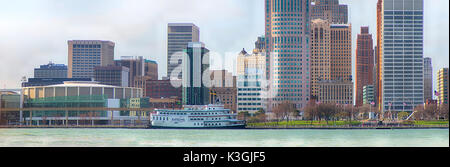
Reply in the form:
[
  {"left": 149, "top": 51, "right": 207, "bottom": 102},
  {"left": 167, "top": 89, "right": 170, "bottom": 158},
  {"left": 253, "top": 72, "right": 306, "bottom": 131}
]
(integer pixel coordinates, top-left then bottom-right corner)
[{"left": 0, "top": 129, "right": 448, "bottom": 147}]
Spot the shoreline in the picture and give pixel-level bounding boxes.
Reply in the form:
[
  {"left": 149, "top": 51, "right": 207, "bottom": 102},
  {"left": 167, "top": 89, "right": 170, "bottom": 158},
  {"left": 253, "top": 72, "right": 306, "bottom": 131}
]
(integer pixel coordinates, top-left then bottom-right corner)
[{"left": 1, "top": 125, "right": 448, "bottom": 130}]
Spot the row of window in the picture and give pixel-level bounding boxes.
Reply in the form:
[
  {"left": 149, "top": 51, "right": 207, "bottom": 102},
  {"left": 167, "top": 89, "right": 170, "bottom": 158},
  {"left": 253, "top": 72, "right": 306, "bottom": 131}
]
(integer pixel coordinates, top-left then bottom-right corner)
[
  {"left": 238, "top": 108, "right": 261, "bottom": 111},
  {"left": 238, "top": 93, "right": 261, "bottom": 96},
  {"left": 274, "top": 84, "right": 307, "bottom": 89},
  {"left": 274, "top": 71, "right": 306, "bottom": 75},
  {"left": 384, "top": 47, "right": 422, "bottom": 51},
  {"left": 272, "top": 31, "right": 304, "bottom": 35},
  {"left": 238, "top": 88, "right": 262, "bottom": 91},
  {"left": 238, "top": 103, "right": 262, "bottom": 106},
  {"left": 72, "top": 45, "right": 102, "bottom": 48},
  {"left": 238, "top": 98, "right": 262, "bottom": 101}
]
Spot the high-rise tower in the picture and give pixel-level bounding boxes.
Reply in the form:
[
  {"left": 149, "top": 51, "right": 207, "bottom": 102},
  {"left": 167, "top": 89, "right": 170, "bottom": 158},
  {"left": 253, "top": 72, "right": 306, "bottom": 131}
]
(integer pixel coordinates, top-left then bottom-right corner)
[
  {"left": 423, "top": 57, "right": 433, "bottom": 102},
  {"left": 378, "top": 0, "right": 424, "bottom": 112},
  {"left": 182, "top": 42, "right": 210, "bottom": 105},
  {"left": 437, "top": 68, "right": 449, "bottom": 106},
  {"left": 68, "top": 40, "right": 115, "bottom": 79},
  {"left": 167, "top": 23, "right": 200, "bottom": 80},
  {"left": 311, "top": 0, "right": 348, "bottom": 24},
  {"left": 265, "top": 0, "right": 312, "bottom": 110},
  {"left": 355, "top": 27, "right": 375, "bottom": 106}
]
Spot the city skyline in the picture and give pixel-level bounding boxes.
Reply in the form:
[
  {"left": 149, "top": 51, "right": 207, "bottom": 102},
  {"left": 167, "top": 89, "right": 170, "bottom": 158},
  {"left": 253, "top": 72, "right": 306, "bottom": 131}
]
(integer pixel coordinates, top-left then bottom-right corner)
[{"left": 0, "top": 0, "right": 448, "bottom": 96}]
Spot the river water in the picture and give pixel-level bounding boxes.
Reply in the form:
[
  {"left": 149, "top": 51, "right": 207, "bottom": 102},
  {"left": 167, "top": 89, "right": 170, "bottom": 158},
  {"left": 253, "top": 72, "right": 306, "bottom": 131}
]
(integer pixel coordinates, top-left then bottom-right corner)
[{"left": 0, "top": 129, "right": 448, "bottom": 147}]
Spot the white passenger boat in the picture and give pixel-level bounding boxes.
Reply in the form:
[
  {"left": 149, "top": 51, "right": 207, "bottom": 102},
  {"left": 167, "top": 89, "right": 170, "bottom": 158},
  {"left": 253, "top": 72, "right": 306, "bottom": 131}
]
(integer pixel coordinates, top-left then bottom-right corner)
[{"left": 150, "top": 104, "right": 246, "bottom": 129}]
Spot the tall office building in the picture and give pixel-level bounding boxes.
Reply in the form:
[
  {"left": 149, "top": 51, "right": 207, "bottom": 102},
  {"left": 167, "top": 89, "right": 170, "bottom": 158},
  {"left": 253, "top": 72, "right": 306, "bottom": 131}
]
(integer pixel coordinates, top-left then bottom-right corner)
[
  {"left": 378, "top": 0, "right": 424, "bottom": 112},
  {"left": 376, "top": 0, "right": 383, "bottom": 109},
  {"left": 265, "top": 0, "right": 312, "bottom": 110},
  {"left": 182, "top": 42, "right": 210, "bottom": 105},
  {"left": 237, "top": 48, "right": 267, "bottom": 114},
  {"left": 374, "top": 45, "right": 379, "bottom": 102},
  {"left": 34, "top": 62, "right": 67, "bottom": 78},
  {"left": 311, "top": 0, "right": 348, "bottom": 24},
  {"left": 310, "top": 19, "right": 331, "bottom": 98},
  {"left": 68, "top": 40, "right": 115, "bottom": 79},
  {"left": 330, "top": 24, "right": 352, "bottom": 81},
  {"left": 437, "top": 68, "right": 449, "bottom": 106},
  {"left": 309, "top": 0, "right": 350, "bottom": 101},
  {"left": 114, "top": 56, "right": 158, "bottom": 87},
  {"left": 167, "top": 23, "right": 200, "bottom": 80},
  {"left": 355, "top": 27, "right": 375, "bottom": 106},
  {"left": 423, "top": 57, "right": 433, "bottom": 102}
]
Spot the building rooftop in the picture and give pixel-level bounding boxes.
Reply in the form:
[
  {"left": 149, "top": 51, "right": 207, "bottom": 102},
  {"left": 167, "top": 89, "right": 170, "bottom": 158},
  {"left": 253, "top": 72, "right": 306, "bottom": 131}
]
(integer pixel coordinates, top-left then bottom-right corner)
[
  {"left": 168, "top": 23, "right": 198, "bottom": 27},
  {"left": 51, "top": 81, "right": 118, "bottom": 88}
]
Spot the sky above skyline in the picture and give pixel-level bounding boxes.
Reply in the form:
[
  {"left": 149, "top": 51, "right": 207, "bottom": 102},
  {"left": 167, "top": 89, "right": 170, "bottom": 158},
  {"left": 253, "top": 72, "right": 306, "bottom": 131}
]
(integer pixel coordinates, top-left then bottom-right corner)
[{"left": 0, "top": 0, "right": 449, "bottom": 91}]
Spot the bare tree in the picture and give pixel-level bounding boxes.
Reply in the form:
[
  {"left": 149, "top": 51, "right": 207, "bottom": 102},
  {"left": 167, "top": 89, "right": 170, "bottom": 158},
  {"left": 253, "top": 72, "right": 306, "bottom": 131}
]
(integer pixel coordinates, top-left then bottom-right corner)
[
  {"left": 413, "top": 105, "right": 426, "bottom": 120},
  {"left": 440, "top": 104, "right": 449, "bottom": 120},
  {"left": 272, "top": 101, "right": 296, "bottom": 125},
  {"left": 303, "top": 103, "right": 317, "bottom": 125}
]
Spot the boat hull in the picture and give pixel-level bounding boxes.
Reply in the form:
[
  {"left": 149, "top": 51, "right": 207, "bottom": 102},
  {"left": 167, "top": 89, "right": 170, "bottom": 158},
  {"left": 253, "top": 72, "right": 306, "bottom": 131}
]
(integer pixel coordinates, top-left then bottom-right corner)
[{"left": 149, "top": 124, "right": 246, "bottom": 129}]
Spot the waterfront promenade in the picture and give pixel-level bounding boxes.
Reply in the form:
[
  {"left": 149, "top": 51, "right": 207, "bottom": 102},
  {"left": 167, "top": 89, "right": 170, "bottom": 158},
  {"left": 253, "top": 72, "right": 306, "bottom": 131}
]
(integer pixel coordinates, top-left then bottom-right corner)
[
  {"left": 246, "top": 124, "right": 449, "bottom": 129},
  {"left": 0, "top": 125, "right": 148, "bottom": 129}
]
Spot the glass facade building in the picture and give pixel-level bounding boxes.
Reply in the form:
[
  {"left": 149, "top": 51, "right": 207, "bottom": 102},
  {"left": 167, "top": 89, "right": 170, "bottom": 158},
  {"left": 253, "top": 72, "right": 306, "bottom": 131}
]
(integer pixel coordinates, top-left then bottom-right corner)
[
  {"left": 21, "top": 81, "right": 144, "bottom": 126},
  {"left": 380, "top": 0, "right": 424, "bottom": 112},
  {"left": 182, "top": 42, "right": 210, "bottom": 105},
  {"left": 423, "top": 57, "right": 433, "bottom": 102},
  {"left": 0, "top": 91, "right": 21, "bottom": 125},
  {"left": 265, "top": 0, "right": 312, "bottom": 110},
  {"left": 363, "top": 85, "right": 375, "bottom": 105}
]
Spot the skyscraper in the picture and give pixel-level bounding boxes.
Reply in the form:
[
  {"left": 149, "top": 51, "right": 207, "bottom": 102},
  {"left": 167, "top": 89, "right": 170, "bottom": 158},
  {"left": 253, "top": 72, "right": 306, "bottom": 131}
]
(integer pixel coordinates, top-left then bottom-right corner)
[
  {"left": 167, "top": 23, "right": 200, "bottom": 80},
  {"left": 330, "top": 24, "right": 352, "bottom": 82},
  {"left": 182, "top": 42, "right": 210, "bottom": 105},
  {"left": 355, "top": 27, "right": 374, "bottom": 106},
  {"left": 376, "top": 0, "right": 383, "bottom": 109},
  {"left": 437, "top": 68, "right": 449, "bottom": 106},
  {"left": 423, "top": 57, "right": 433, "bottom": 102},
  {"left": 265, "top": 0, "right": 312, "bottom": 110},
  {"left": 311, "top": 0, "right": 348, "bottom": 24},
  {"left": 309, "top": 0, "right": 351, "bottom": 102},
  {"left": 378, "top": 0, "right": 424, "bottom": 112},
  {"left": 310, "top": 19, "right": 331, "bottom": 98},
  {"left": 68, "top": 40, "right": 115, "bottom": 79}
]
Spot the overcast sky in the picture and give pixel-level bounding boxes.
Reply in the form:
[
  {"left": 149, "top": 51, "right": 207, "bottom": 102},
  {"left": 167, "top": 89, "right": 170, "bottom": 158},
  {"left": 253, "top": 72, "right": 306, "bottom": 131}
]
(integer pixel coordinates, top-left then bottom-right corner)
[{"left": 0, "top": 0, "right": 448, "bottom": 91}]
